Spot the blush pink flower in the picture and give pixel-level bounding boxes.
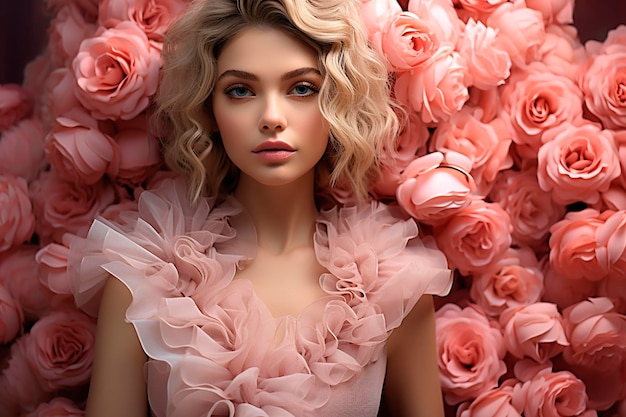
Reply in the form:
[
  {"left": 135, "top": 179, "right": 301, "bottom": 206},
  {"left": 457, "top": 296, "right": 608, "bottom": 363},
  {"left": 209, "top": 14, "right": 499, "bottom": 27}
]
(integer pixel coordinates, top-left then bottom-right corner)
[
  {"left": 45, "top": 107, "right": 121, "bottom": 185},
  {"left": 47, "top": 3, "right": 97, "bottom": 67},
  {"left": 435, "top": 304, "right": 507, "bottom": 405},
  {"left": 540, "top": 256, "right": 597, "bottom": 312},
  {"left": 407, "top": 0, "right": 464, "bottom": 47},
  {"left": 596, "top": 210, "right": 626, "bottom": 280},
  {"left": 456, "top": 381, "right": 522, "bottom": 417},
  {"left": 455, "top": 0, "right": 508, "bottom": 17},
  {"left": 36, "top": 235, "right": 75, "bottom": 297},
  {"left": 23, "top": 397, "right": 84, "bottom": 417},
  {"left": 98, "top": 0, "right": 187, "bottom": 44},
  {"left": 487, "top": 1, "right": 545, "bottom": 68},
  {"left": 434, "top": 200, "right": 512, "bottom": 275},
  {"left": 0, "top": 118, "right": 47, "bottom": 182},
  {"left": 489, "top": 168, "right": 566, "bottom": 248},
  {"left": 548, "top": 209, "right": 609, "bottom": 281},
  {"left": 45, "top": 68, "right": 82, "bottom": 124},
  {"left": 579, "top": 50, "right": 626, "bottom": 130},
  {"left": 0, "top": 175, "right": 36, "bottom": 253},
  {"left": 470, "top": 246, "right": 544, "bottom": 317},
  {"left": 114, "top": 127, "right": 162, "bottom": 185},
  {"left": 458, "top": 19, "right": 511, "bottom": 90},
  {"left": 429, "top": 105, "right": 513, "bottom": 192},
  {"left": 72, "top": 21, "right": 160, "bottom": 120},
  {"left": 499, "top": 62, "right": 584, "bottom": 161},
  {"left": 525, "top": 0, "right": 574, "bottom": 25},
  {"left": 25, "top": 309, "right": 96, "bottom": 392},
  {"left": 538, "top": 24, "right": 587, "bottom": 82},
  {"left": 0, "top": 282, "right": 23, "bottom": 344},
  {"left": 500, "top": 302, "right": 569, "bottom": 363},
  {"left": 47, "top": 0, "right": 99, "bottom": 22},
  {"left": 397, "top": 151, "right": 476, "bottom": 225},
  {"left": 537, "top": 123, "right": 620, "bottom": 205},
  {"left": 359, "top": 0, "right": 401, "bottom": 38},
  {"left": 0, "top": 84, "right": 34, "bottom": 131},
  {"left": 394, "top": 43, "right": 469, "bottom": 124}
]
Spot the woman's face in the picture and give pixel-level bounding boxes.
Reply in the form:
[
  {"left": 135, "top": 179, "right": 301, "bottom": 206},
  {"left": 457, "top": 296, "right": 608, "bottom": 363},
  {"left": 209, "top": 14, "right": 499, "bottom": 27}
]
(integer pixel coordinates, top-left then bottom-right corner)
[{"left": 212, "top": 26, "right": 330, "bottom": 190}]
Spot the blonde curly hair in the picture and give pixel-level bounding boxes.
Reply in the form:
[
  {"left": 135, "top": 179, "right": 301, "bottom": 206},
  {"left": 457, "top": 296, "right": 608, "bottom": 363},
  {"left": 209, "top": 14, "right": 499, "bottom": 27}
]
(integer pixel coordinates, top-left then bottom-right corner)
[{"left": 152, "top": 0, "right": 400, "bottom": 202}]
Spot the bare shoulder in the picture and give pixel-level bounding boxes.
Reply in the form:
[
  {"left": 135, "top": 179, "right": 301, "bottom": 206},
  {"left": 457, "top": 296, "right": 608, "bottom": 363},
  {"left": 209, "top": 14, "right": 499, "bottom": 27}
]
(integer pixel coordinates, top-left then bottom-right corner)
[{"left": 85, "top": 276, "right": 149, "bottom": 417}]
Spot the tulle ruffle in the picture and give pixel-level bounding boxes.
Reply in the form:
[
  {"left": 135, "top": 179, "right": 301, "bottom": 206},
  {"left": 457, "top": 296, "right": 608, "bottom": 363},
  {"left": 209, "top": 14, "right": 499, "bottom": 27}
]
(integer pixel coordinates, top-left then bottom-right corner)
[{"left": 69, "top": 178, "right": 452, "bottom": 416}]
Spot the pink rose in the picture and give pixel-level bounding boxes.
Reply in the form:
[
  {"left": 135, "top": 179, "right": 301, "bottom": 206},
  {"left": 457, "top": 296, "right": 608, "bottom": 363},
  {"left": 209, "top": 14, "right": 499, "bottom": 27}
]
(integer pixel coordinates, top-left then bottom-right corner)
[
  {"left": 525, "top": 0, "right": 574, "bottom": 25},
  {"left": 560, "top": 297, "right": 625, "bottom": 409},
  {"left": 596, "top": 210, "right": 626, "bottom": 280},
  {"left": 499, "top": 62, "right": 584, "bottom": 161},
  {"left": 591, "top": 25, "right": 626, "bottom": 55},
  {"left": 487, "top": 1, "right": 545, "bottom": 68},
  {"left": 0, "top": 282, "right": 23, "bottom": 344},
  {"left": 47, "top": 3, "right": 97, "bottom": 67},
  {"left": 0, "top": 84, "right": 33, "bottom": 131},
  {"left": 359, "top": 0, "right": 401, "bottom": 38},
  {"left": 24, "top": 397, "right": 84, "bottom": 417},
  {"left": 457, "top": 381, "right": 522, "bottom": 417},
  {"left": 98, "top": 0, "right": 187, "bottom": 44},
  {"left": 597, "top": 274, "right": 626, "bottom": 314},
  {"left": 429, "top": 105, "right": 513, "bottom": 192},
  {"left": 540, "top": 255, "right": 597, "bottom": 312},
  {"left": 36, "top": 237, "right": 73, "bottom": 296},
  {"left": 539, "top": 24, "right": 587, "bottom": 82},
  {"left": 114, "top": 127, "right": 162, "bottom": 185},
  {"left": 470, "top": 246, "right": 543, "bottom": 317},
  {"left": 512, "top": 362, "right": 594, "bottom": 417},
  {"left": 0, "top": 246, "right": 56, "bottom": 320},
  {"left": 396, "top": 151, "right": 476, "bottom": 225},
  {"left": 394, "top": 43, "right": 469, "bottom": 124},
  {"left": 594, "top": 185, "right": 626, "bottom": 212},
  {"left": 500, "top": 302, "right": 569, "bottom": 363},
  {"left": 45, "top": 107, "right": 120, "bottom": 185},
  {"left": 46, "top": 0, "right": 99, "bottom": 21},
  {"left": 0, "top": 175, "right": 36, "bottom": 253},
  {"left": 25, "top": 309, "right": 96, "bottom": 392},
  {"left": 579, "top": 50, "right": 626, "bottom": 130},
  {"left": 434, "top": 200, "right": 512, "bottom": 275},
  {"left": 537, "top": 123, "right": 620, "bottom": 205},
  {"left": 488, "top": 168, "right": 566, "bottom": 248},
  {"left": 617, "top": 130, "right": 626, "bottom": 190},
  {"left": 407, "top": 0, "right": 463, "bottom": 47},
  {"left": 29, "top": 171, "right": 117, "bottom": 244},
  {"left": 548, "top": 209, "right": 609, "bottom": 281},
  {"left": 72, "top": 21, "right": 160, "bottom": 120},
  {"left": 435, "top": 304, "right": 507, "bottom": 405},
  {"left": 46, "top": 68, "right": 82, "bottom": 124},
  {"left": 455, "top": 0, "right": 508, "bottom": 17},
  {"left": 0, "top": 336, "right": 52, "bottom": 417},
  {"left": 0, "top": 118, "right": 47, "bottom": 181},
  {"left": 458, "top": 19, "right": 511, "bottom": 90}
]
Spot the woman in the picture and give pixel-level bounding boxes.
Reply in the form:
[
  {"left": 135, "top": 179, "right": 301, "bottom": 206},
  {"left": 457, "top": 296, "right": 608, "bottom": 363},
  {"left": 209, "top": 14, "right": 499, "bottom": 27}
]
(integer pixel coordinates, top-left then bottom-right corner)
[{"left": 70, "top": 0, "right": 452, "bottom": 416}]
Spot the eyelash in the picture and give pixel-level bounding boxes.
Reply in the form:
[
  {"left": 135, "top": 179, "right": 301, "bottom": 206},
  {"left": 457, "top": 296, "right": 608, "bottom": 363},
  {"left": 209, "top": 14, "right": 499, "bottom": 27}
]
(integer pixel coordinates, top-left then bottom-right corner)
[{"left": 223, "top": 82, "right": 320, "bottom": 98}]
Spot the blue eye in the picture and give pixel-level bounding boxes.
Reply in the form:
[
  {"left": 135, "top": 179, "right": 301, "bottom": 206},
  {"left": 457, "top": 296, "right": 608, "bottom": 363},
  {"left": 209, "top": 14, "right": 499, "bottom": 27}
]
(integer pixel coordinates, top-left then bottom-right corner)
[
  {"left": 225, "top": 85, "right": 253, "bottom": 98},
  {"left": 290, "top": 83, "right": 318, "bottom": 97}
]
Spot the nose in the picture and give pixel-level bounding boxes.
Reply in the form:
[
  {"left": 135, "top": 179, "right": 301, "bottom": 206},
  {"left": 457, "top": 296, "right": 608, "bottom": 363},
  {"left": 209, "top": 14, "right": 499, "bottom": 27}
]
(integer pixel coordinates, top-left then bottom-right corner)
[{"left": 258, "top": 94, "right": 287, "bottom": 132}]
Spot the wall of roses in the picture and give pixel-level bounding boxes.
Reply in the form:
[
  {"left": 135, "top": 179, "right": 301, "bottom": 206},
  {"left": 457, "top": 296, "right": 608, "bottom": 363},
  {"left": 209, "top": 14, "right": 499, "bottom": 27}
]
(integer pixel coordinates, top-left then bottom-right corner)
[{"left": 0, "top": 0, "right": 625, "bottom": 417}]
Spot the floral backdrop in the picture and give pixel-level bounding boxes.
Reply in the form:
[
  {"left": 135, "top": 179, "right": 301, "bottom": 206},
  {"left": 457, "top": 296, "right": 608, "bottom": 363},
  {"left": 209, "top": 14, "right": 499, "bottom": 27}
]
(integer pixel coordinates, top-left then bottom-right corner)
[{"left": 0, "top": 0, "right": 625, "bottom": 416}]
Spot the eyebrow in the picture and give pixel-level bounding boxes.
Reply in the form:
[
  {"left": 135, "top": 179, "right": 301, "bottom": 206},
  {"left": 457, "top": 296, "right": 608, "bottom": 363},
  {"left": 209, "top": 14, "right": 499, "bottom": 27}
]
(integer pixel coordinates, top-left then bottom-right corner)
[{"left": 217, "top": 67, "right": 322, "bottom": 81}]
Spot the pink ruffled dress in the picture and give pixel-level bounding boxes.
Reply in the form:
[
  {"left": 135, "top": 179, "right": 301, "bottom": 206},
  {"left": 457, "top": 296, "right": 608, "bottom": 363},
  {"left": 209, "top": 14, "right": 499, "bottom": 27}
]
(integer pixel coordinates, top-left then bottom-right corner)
[{"left": 69, "top": 178, "right": 452, "bottom": 417}]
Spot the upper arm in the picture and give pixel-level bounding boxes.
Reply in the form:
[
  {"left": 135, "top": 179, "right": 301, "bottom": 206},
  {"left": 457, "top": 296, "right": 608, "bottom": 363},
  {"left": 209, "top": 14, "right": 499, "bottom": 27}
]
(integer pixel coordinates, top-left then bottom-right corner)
[
  {"left": 85, "top": 276, "right": 149, "bottom": 417},
  {"left": 383, "top": 294, "right": 445, "bottom": 417}
]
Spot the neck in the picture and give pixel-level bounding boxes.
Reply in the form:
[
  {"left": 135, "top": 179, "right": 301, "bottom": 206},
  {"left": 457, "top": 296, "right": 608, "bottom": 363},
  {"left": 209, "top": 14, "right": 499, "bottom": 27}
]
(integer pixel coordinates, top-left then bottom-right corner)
[{"left": 234, "top": 173, "right": 318, "bottom": 255}]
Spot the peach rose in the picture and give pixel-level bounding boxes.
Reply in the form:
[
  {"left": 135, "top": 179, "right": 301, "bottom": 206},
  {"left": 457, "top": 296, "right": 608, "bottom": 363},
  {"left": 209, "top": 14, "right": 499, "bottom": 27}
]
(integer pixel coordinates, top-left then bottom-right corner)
[
  {"left": 407, "top": 0, "right": 463, "bottom": 47},
  {"left": 500, "top": 302, "right": 569, "bottom": 363},
  {"left": 540, "top": 256, "right": 597, "bottom": 312},
  {"left": 29, "top": 171, "right": 117, "bottom": 244},
  {"left": 0, "top": 118, "right": 46, "bottom": 182},
  {"left": 114, "top": 127, "right": 162, "bottom": 186},
  {"left": 434, "top": 200, "right": 512, "bottom": 275},
  {"left": 47, "top": 3, "right": 97, "bottom": 67},
  {"left": 45, "top": 68, "right": 82, "bottom": 124},
  {"left": 470, "top": 246, "right": 543, "bottom": 318},
  {"left": 359, "top": 0, "right": 401, "bottom": 39},
  {"left": 579, "top": 50, "right": 626, "bottom": 130},
  {"left": 591, "top": 25, "right": 626, "bottom": 55},
  {"left": 456, "top": 0, "right": 508, "bottom": 17},
  {"left": 499, "top": 62, "right": 584, "bottom": 161},
  {"left": 45, "top": 107, "right": 120, "bottom": 185},
  {"left": 36, "top": 236, "right": 74, "bottom": 297},
  {"left": 537, "top": 123, "right": 620, "bottom": 205},
  {"left": 488, "top": 168, "right": 566, "bottom": 248},
  {"left": 98, "top": 0, "right": 187, "bottom": 44},
  {"left": 596, "top": 210, "right": 626, "bottom": 280},
  {"left": 25, "top": 309, "right": 96, "bottom": 391},
  {"left": 23, "top": 397, "right": 84, "bottom": 417},
  {"left": 394, "top": 43, "right": 469, "bottom": 124},
  {"left": 435, "top": 304, "right": 507, "bottom": 405},
  {"left": 597, "top": 274, "right": 626, "bottom": 314},
  {"left": 538, "top": 24, "right": 586, "bottom": 82},
  {"left": 458, "top": 19, "right": 511, "bottom": 90},
  {"left": 525, "top": 0, "right": 574, "bottom": 25},
  {"left": 548, "top": 209, "right": 609, "bottom": 281},
  {"left": 456, "top": 381, "right": 522, "bottom": 417},
  {"left": 0, "top": 246, "right": 56, "bottom": 321},
  {"left": 429, "top": 105, "right": 513, "bottom": 192},
  {"left": 0, "top": 84, "right": 33, "bottom": 132},
  {"left": 72, "top": 21, "right": 160, "bottom": 120},
  {"left": 0, "top": 282, "right": 23, "bottom": 344},
  {"left": 487, "top": 1, "right": 545, "bottom": 68},
  {"left": 0, "top": 175, "right": 36, "bottom": 253},
  {"left": 396, "top": 151, "right": 476, "bottom": 225}
]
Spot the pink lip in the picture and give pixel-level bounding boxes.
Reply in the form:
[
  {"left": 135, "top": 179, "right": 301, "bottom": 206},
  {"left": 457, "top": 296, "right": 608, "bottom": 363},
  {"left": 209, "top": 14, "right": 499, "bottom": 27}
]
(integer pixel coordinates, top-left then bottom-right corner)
[{"left": 253, "top": 140, "right": 295, "bottom": 153}]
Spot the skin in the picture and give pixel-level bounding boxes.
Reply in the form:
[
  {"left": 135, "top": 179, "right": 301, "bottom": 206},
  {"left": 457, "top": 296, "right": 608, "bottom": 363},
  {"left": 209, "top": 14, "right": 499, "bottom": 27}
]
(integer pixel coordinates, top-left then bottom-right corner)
[{"left": 85, "top": 26, "right": 444, "bottom": 417}]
